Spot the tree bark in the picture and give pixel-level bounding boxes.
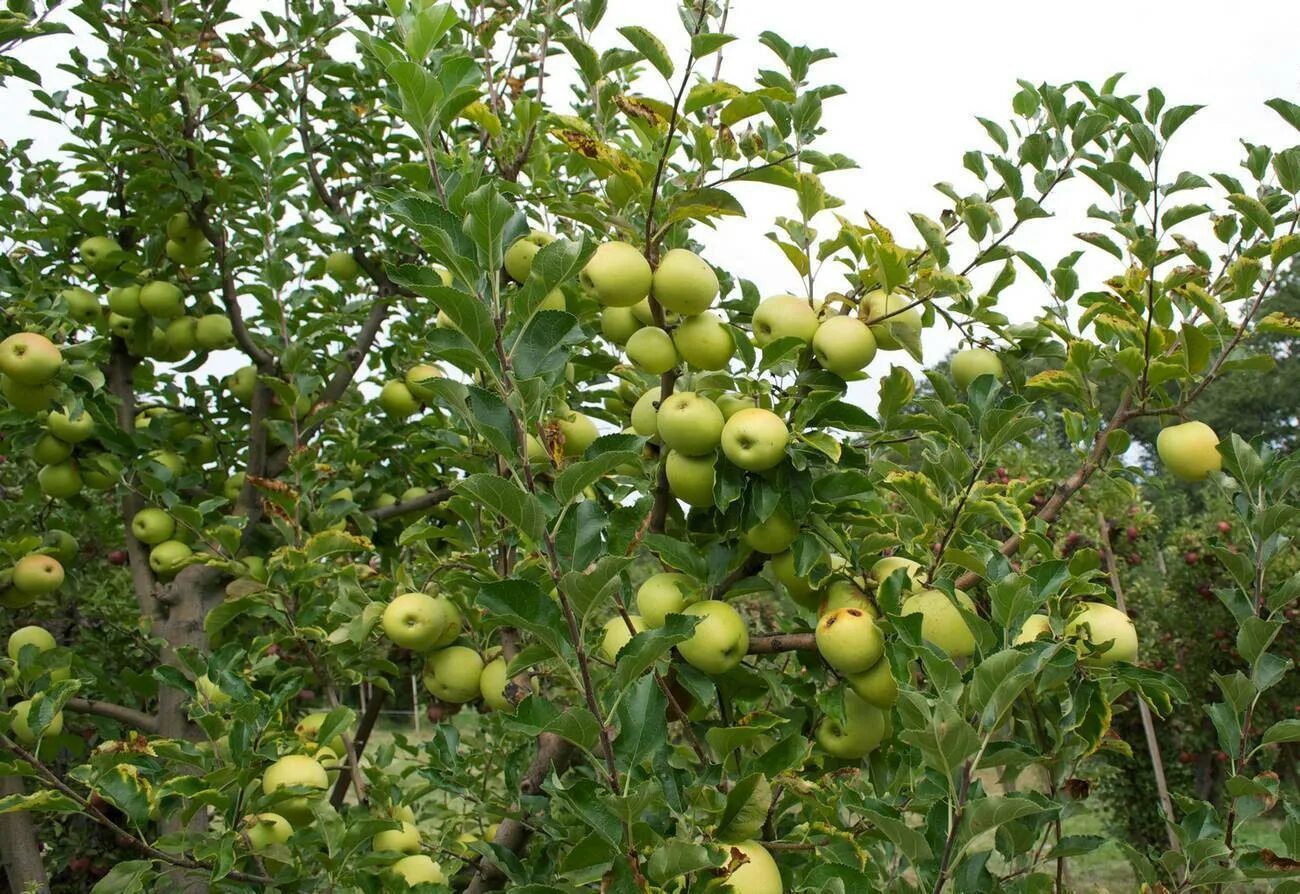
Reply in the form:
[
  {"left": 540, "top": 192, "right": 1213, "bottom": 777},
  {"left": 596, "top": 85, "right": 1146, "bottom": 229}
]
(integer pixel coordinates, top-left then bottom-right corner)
[{"left": 0, "top": 776, "right": 49, "bottom": 894}]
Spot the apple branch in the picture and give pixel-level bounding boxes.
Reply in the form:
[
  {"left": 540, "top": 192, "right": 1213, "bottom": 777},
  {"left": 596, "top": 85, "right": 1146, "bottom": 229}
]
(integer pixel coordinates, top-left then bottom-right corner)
[
  {"left": 329, "top": 688, "right": 387, "bottom": 809},
  {"left": 366, "top": 487, "right": 454, "bottom": 522},
  {"left": 106, "top": 343, "right": 160, "bottom": 616},
  {"left": 747, "top": 632, "right": 815, "bottom": 654},
  {"left": 65, "top": 698, "right": 158, "bottom": 734}
]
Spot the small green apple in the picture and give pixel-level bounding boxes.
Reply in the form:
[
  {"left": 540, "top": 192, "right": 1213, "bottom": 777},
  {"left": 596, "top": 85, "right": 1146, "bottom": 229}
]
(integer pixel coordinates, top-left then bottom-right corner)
[
  {"left": 325, "top": 250, "right": 360, "bottom": 281},
  {"left": 404, "top": 364, "right": 444, "bottom": 401},
  {"left": 504, "top": 230, "right": 556, "bottom": 282},
  {"left": 292, "top": 712, "right": 346, "bottom": 757},
  {"left": 241, "top": 813, "right": 293, "bottom": 851},
  {"left": 820, "top": 578, "right": 874, "bottom": 616},
  {"left": 61, "top": 287, "right": 101, "bottom": 325},
  {"left": 651, "top": 248, "right": 718, "bottom": 315},
  {"left": 373, "top": 819, "right": 421, "bottom": 854},
  {"left": 625, "top": 326, "right": 679, "bottom": 374},
  {"left": 672, "top": 311, "right": 735, "bottom": 370},
  {"left": 600, "top": 614, "right": 646, "bottom": 663},
  {"left": 553, "top": 410, "right": 599, "bottom": 457},
  {"left": 378, "top": 380, "right": 421, "bottom": 420},
  {"left": 166, "top": 235, "right": 211, "bottom": 267},
  {"left": 752, "top": 294, "right": 819, "bottom": 347},
  {"left": 38, "top": 461, "right": 82, "bottom": 499},
  {"left": 382, "top": 592, "right": 453, "bottom": 651},
  {"left": 815, "top": 606, "right": 884, "bottom": 673},
  {"left": 261, "top": 754, "right": 328, "bottom": 823},
  {"left": 665, "top": 450, "right": 716, "bottom": 508},
  {"left": 11, "top": 699, "right": 63, "bottom": 745},
  {"left": 226, "top": 366, "right": 257, "bottom": 404},
  {"left": 390, "top": 855, "right": 447, "bottom": 887},
  {"left": 600, "top": 306, "right": 643, "bottom": 344},
  {"left": 138, "top": 281, "right": 185, "bottom": 318},
  {"left": 148, "top": 450, "right": 187, "bottom": 477},
  {"left": 581, "top": 241, "right": 652, "bottom": 307},
  {"left": 0, "top": 333, "right": 62, "bottom": 386},
  {"left": 1014, "top": 614, "right": 1052, "bottom": 645},
  {"left": 1, "top": 376, "right": 56, "bottom": 413},
  {"left": 479, "top": 656, "right": 516, "bottom": 712},
  {"left": 677, "top": 600, "right": 748, "bottom": 675},
  {"left": 769, "top": 551, "right": 817, "bottom": 609},
  {"left": 108, "top": 285, "right": 143, "bottom": 318},
  {"left": 816, "top": 689, "right": 888, "bottom": 759},
  {"left": 46, "top": 407, "right": 94, "bottom": 443},
  {"left": 131, "top": 507, "right": 176, "bottom": 545},
  {"left": 845, "top": 657, "right": 898, "bottom": 709},
  {"left": 900, "top": 589, "right": 977, "bottom": 658},
  {"left": 636, "top": 572, "right": 699, "bottom": 628},
  {"left": 39, "top": 530, "right": 78, "bottom": 565},
  {"left": 167, "top": 211, "right": 196, "bottom": 241},
  {"left": 630, "top": 387, "right": 662, "bottom": 439},
  {"left": 656, "top": 391, "right": 724, "bottom": 457},
  {"left": 32, "top": 434, "right": 72, "bottom": 466},
  {"left": 163, "top": 317, "right": 198, "bottom": 356},
  {"left": 715, "top": 391, "right": 762, "bottom": 420},
  {"left": 721, "top": 408, "right": 789, "bottom": 472},
  {"left": 869, "top": 556, "right": 923, "bottom": 592},
  {"left": 79, "top": 236, "right": 123, "bottom": 274},
  {"left": 80, "top": 453, "right": 122, "bottom": 490},
  {"left": 743, "top": 510, "right": 798, "bottom": 555},
  {"left": 194, "top": 314, "right": 235, "bottom": 350},
  {"left": 1156, "top": 420, "right": 1221, "bottom": 482},
  {"left": 422, "top": 645, "right": 484, "bottom": 703},
  {"left": 721, "top": 841, "right": 783, "bottom": 894},
  {"left": 148, "top": 540, "right": 193, "bottom": 579},
  {"left": 862, "top": 290, "right": 922, "bottom": 354},
  {"left": 7, "top": 626, "right": 56, "bottom": 662},
  {"left": 950, "top": 347, "right": 1004, "bottom": 390},
  {"left": 812, "top": 314, "right": 877, "bottom": 376},
  {"left": 1065, "top": 602, "right": 1137, "bottom": 666}
]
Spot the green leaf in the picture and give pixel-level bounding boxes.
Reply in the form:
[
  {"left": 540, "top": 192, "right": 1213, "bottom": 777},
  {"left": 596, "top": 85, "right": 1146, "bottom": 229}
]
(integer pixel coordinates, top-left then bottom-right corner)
[
  {"left": 512, "top": 310, "right": 583, "bottom": 380},
  {"left": 477, "top": 578, "right": 573, "bottom": 662},
  {"left": 964, "top": 795, "right": 1054, "bottom": 838},
  {"left": 1265, "top": 97, "right": 1300, "bottom": 132},
  {"left": 1262, "top": 719, "right": 1300, "bottom": 745},
  {"left": 388, "top": 265, "right": 497, "bottom": 362},
  {"left": 976, "top": 117, "right": 1009, "bottom": 152},
  {"left": 691, "top": 33, "right": 736, "bottom": 58},
  {"left": 553, "top": 452, "right": 641, "bottom": 507},
  {"left": 1160, "top": 104, "right": 1205, "bottom": 139},
  {"left": 1075, "top": 231, "right": 1124, "bottom": 260},
  {"left": 910, "top": 213, "right": 951, "bottom": 267},
  {"left": 684, "top": 81, "right": 743, "bottom": 116},
  {"left": 611, "top": 674, "right": 666, "bottom": 768},
  {"left": 647, "top": 841, "right": 719, "bottom": 883},
  {"left": 716, "top": 773, "right": 772, "bottom": 843},
  {"left": 90, "top": 860, "right": 155, "bottom": 893},
  {"left": 508, "top": 696, "right": 600, "bottom": 752},
  {"left": 1272, "top": 147, "right": 1300, "bottom": 194},
  {"left": 618, "top": 26, "right": 674, "bottom": 79},
  {"left": 608, "top": 613, "right": 699, "bottom": 695},
  {"left": 1161, "top": 203, "right": 1211, "bottom": 229},
  {"left": 464, "top": 182, "right": 524, "bottom": 273},
  {"left": 1226, "top": 193, "right": 1275, "bottom": 237},
  {"left": 0, "top": 789, "right": 81, "bottom": 815},
  {"left": 454, "top": 474, "right": 547, "bottom": 543}
]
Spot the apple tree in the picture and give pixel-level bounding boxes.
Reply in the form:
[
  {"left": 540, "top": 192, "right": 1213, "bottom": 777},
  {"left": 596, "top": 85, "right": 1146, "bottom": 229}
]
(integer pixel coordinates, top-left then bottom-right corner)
[{"left": 2, "top": 1, "right": 1300, "bottom": 892}]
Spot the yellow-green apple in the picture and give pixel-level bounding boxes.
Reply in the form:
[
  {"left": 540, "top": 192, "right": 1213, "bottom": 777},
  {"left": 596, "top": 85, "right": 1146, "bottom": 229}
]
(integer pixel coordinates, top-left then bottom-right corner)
[
  {"left": 131, "top": 507, "right": 176, "bottom": 545},
  {"left": 1065, "top": 602, "right": 1137, "bottom": 666},
  {"left": 632, "top": 297, "right": 676, "bottom": 326},
  {"left": 656, "top": 392, "right": 724, "bottom": 456},
  {"left": 600, "top": 614, "right": 646, "bottom": 662},
  {"left": 80, "top": 453, "right": 121, "bottom": 490},
  {"left": 38, "top": 461, "right": 82, "bottom": 499},
  {"left": 194, "top": 314, "right": 235, "bottom": 350},
  {"left": 294, "top": 712, "right": 346, "bottom": 756},
  {"left": 61, "top": 288, "right": 100, "bottom": 325},
  {"left": 673, "top": 311, "right": 735, "bottom": 370},
  {"left": 431, "top": 596, "right": 463, "bottom": 647},
  {"left": 625, "top": 327, "right": 679, "bottom": 374},
  {"left": 821, "top": 579, "right": 874, "bottom": 615},
  {"left": 7, "top": 626, "right": 55, "bottom": 662},
  {"left": 862, "top": 290, "right": 921, "bottom": 353},
  {"left": 535, "top": 288, "right": 567, "bottom": 311},
  {"left": 721, "top": 841, "right": 783, "bottom": 894},
  {"left": 580, "top": 241, "right": 652, "bottom": 307},
  {"left": 374, "top": 818, "right": 421, "bottom": 854},
  {"left": 163, "top": 317, "right": 198, "bottom": 356},
  {"left": 241, "top": 813, "right": 293, "bottom": 851},
  {"left": 651, "top": 248, "right": 718, "bottom": 315},
  {"left": 479, "top": 656, "right": 516, "bottom": 712},
  {"left": 261, "top": 754, "right": 328, "bottom": 823},
  {"left": 0, "top": 333, "right": 62, "bottom": 385},
  {"left": 950, "top": 347, "right": 1004, "bottom": 390},
  {"left": 325, "top": 250, "right": 360, "bottom": 281},
  {"left": 526, "top": 434, "right": 550, "bottom": 465},
  {"left": 11, "top": 699, "right": 63, "bottom": 745},
  {"left": 554, "top": 410, "right": 599, "bottom": 457},
  {"left": 815, "top": 606, "right": 885, "bottom": 673},
  {"left": 39, "top": 530, "right": 78, "bottom": 565},
  {"left": 166, "top": 235, "right": 211, "bottom": 267},
  {"left": 195, "top": 674, "right": 231, "bottom": 706},
  {"left": 32, "top": 434, "right": 72, "bottom": 466},
  {"left": 721, "top": 408, "right": 789, "bottom": 472},
  {"left": 816, "top": 689, "right": 888, "bottom": 759},
  {"left": 769, "top": 551, "right": 817, "bottom": 609},
  {"left": 379, "top": 380, "right": 420, "bottom": 420},
  {"left": 166, "top": 211, "right": 196, "bottom": 241},
  {"left": 636, "top": 572, "right": 698, "bottom": 628},
  {"left": 391, "top": 855, "right": 447, "bottom": 887},
  {"left": 1156, "top": 421, "right": 1221, "bottom": 482},
  {"left": 148, "top": 450, "right": 186, "bottom": 477},
  {"left": 600, "top": 306, "right": 643, "bottom": 344},
  {"left": 1014, "top": 614, "right": 1052, "bottom": 645},
  {"left": 79, "top": 235, "right": 123, "bottom": 274},
  {"left": 504, "top": 230, "right": 555, "bottom": 282},
  {"left": 422, "top": 645, "right": 484, "bottom": 703},
  {"left": 677, "top": 600, "right": 749, "bottom": 674},
  {"left": 382, "top": 592, "right": 452, "bottom": 651},
  {"left": 752, "top": 294, "right": 819, "bottom": 347},
  {"left": 148, "top": 540, "right": 192, "bottom": 579},
  {"left": 630, "top": 387, "right": 662, "bottom": 439},
  {"left": 845, "top": 657, "right": 898, "bottom": 708},
  {"left": 900, "top": 589, "right": 977, "bottom": 658},
  {"left": 870, "top": 556, "right": 923, "bottom": 592},
  {"left": 108, "top": 285, "right": 143, "bottom": 318},
  {"left": 138, "top": 281, "right": 185, "bottom": 318},
  {"left": 226, "top": 366, "right": 257, "bottom": 403},
  {"left": 812, "top": 314, "right": 877, "bottom": 376},
  {"left": 665, "top": 450, "right": 716, "bottom": 508},
  {"left": 46, "top": 407, "right": 94, "bottom": 443},
  {"left": 404, "top": 364, "right": 443, "bottom": 401},
  {"left": 1, "top": 376, "right": 56, "bottom": 413},
  {"left": 715, "top": 391, "right": 763, "bottom": 420},
  {"left": 743, "top": 510, "right": 798, "bottom": 555}
]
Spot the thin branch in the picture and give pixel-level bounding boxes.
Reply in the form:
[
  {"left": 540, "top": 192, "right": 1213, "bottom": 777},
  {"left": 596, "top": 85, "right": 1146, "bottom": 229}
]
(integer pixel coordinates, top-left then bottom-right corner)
[
  {"left": 66, "top": 698, "right": 158, "bottom": 734},
  {"left": 329, "top": 687, "right": 386, "bottom": 808},
  {"left": 747, "top": 632, "right": 815, "bottom": 654},
  {"left": 367, "top": 487, "right": 454, "bottom": 522},
  {"left": 106, "top": 343, "right": 159, "bottom": 616}
]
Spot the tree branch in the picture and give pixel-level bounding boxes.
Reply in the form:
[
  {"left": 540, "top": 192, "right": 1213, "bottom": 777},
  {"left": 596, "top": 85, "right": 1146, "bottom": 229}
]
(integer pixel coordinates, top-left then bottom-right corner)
[
  {"left": 106, "top": 343, "right": 159, "bottom": 616},
  {"left": 66, "top": 698, "right": 158, "bottom": 734},
  {"left": 366, "top": 487, "right": 454, "bottom": 522}
]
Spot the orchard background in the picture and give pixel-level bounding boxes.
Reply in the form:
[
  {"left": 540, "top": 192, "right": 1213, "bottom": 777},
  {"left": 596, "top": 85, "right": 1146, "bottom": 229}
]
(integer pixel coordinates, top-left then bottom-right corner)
[{"left": 1, "top": 1, "right": 1299, "bottom": 893}]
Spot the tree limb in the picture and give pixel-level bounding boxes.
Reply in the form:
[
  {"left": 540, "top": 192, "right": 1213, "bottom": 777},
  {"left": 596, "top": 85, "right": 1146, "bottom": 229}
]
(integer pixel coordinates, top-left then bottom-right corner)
[{"left": 65, "top": 698, "right": 158, "bottom": 734}]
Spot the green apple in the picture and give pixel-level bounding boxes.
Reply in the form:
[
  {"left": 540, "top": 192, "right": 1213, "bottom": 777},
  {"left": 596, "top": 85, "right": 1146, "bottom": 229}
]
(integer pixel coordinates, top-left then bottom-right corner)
[
  {"left": 139, "top": 281, "right": 185, "bottom": 318},
  {"left": 7, "top": 626, "right": 56, "bottom": 663},
  {"left": 743, "top": 510, "right": 798, "bottom": 555},
  {"left": 404, "top": 364, "right": 444, "bottom": 401},
  {"left": 769, "top": 551, "right": 816, "bottom": 609},
  {"left": 240, "top": 555, "right": 266, "bottom": 581},
  {"left": 677, "top": 600, "right": 749, "bottom": 675},
  {"left": 554, "top": 410, "right": 599, "bottom": 457},
  {"left": 655, "top": 391, "right": 724, "bottom": 456},
  {"left": 636, "top": 572, "right": 698, "bottom": 628},
  {"left": 536, "top": 288, "right": 567, "bottom": 311},
  {"left": 261, "top": 754, "right": 328, "bottom": 823},
  {"left": 630, "top": 387, "right": 662, "bottom": 439},
  {"left": 816, "top": 689, "right": 888, "bottom": 759},
  {"left": 46, "top": 407, "right": 94, "bottom": 443},
  {"left": 752, "top": 294, "right": 819, "bottom": 347},
  {"left": 131, "top": 507, "right": 176, "bottom": 545},
  {"left": 625, "top": 326, "right": 679, "bottom": 374},
  {"left": 325, "top": 250, "right": 360, "bottom": 281},
  {"left": 195, "top": 674, "right": 231, "bottom": 706},
  {"left": 61, "top": 287, "right": 101, "bottom": 325},
  {"left": 293, "top": 712, "right": 346, "bottom": 756},
  {"left": 812, "top": 314, "right": 877, "bottom": 376},
  {"left": 526, "top": 433, "right": 550, "bottom": 465},
  {"left": 32, "top": 434, "right": 72, "bottom": 466},
  {"left": 38, "top": 461, "right": 82, "bottom": 499},
  {"left": 185, "top": 434, "right": 218, "bottom": 466},
  {"left": 950, "top": 347, "right": 1004, "bottom": 390},
  {"left": 600, "top": 614, "right": 646, "bottom": 662},
  {"left": 431, "top": 596, "right": 463, "bottom": 648},
  {"left": 11, "top": 699, "right": 63, "bottom": 746},
  {"left": 1156, "top": 420, "right": 1221, "bottom": 482},
  {"left": 845, "top": 657, "right": 898, "bottom": 709},
  {"left": 721, "top": 408, "right": 789, "bottom": 472},
  {"left": 600, "top": 306, "right": 643, "bottom": 344},
  {"left": 423, "top": 645, "right": 484, "bottom": 703},
  {"left": 900, "top": 589, "right": 977, "bottom": 658},
  {"left": 108, "top": 285, "right": 143, "bottom": 318},
  {"left": 1065, "top": 602, "right": 1138, "bottom": 666},
  {"left": 862, "top": 290, "right": 921, "bottom": 353},
  {"left": 80, "top": 453, "right": 122, "bottom": 490},
  {"left": 1, "top": 376, "right": 56, "bottom": 413},
  {"left": 167, "top": 211, "right": 197, "bottom": 241},
  {"left": 374, "top": 819, "right": 421, "bottom": 854},
  {"left": 505, "top": 230, "right": 556, "bottom": 282},
  {"left": 581, "top": 241, "right": 652, "bottom": 307},
  {"left": 79, "top": 235, "right": 123, "bottom": 274},
  {"left": 148, "top": 540, "right": 192, "bottom": 579},
  {"left": 378, "top": 380, "right": 420, "bottom": 420},
  {"left": 166, "top": 235, "right": 211, "bottom": 267},
  {"left": 163, "top": 317, "right": 198, "bottom": 356},
  {"left": 815, "top": 606, "right": 885, "bottom": 673},
  {"left": 382, "top": 592, "right": 452, "bottom": 651},
  {"left": 715, "top": 391, "right": 763, "bottom": 420},
  {"left": 39, "top": 530, "right": 78, "bottom": 565},
  {"left": 721, "top": 841, "right": 783, "bottom": 894},
  {"left": 0, "top": 333, "right": 62, "bottom": 386},
  {"left": 673, "top": 311, "right": 735, "bottom": 370},
  {"left": 870, "top": 556, "right": 923, "bottom": 592},
  {"left": 1014, "top": 614, "right": 1052, "bottom": 645},
  {"left": 631, "top": 297, "right": 669, "bottom": 326},
  {"left": 651, "top": 248, "right": 718, "bottom": 315},
  {"left": 241, "top": 813, "right": 293, "bottom": 851},
  {"left": 479, "top": 656, "right": 516, "bottom": 712},
  {"left": 194, "top": 314, "right": 235, "bottom": 350},
  {"left": 148, "top": 450, "right": 186, "bottom": 477},
  {"left": 665, "top": 450, "right": 716, "bottom": 508},
  {"left": 820, "top": 579, "right": 874, "bottom": 616},
  {"left": 226, "top": 366, "right": 257, "bottom": 404},
  {"left": 391, "top": 855, "right": 447, "bottom": 887}
]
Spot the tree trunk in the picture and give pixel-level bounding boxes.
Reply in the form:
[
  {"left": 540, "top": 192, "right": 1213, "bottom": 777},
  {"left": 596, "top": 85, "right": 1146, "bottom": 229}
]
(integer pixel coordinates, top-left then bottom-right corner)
[{"left": 0, "top": 776, "right": 49, "bottom": 894}]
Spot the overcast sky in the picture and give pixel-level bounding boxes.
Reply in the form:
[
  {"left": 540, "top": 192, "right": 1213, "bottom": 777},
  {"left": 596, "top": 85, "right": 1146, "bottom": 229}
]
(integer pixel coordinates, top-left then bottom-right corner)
[{"left": 5, "top": 0, "right": 1300, "bottom": 396}]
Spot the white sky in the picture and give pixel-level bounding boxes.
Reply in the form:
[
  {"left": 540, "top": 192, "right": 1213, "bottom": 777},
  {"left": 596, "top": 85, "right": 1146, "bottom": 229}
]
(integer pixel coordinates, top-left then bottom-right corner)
[{"left": 5, "top": 0, "right": 1300, "bottom": 400}]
